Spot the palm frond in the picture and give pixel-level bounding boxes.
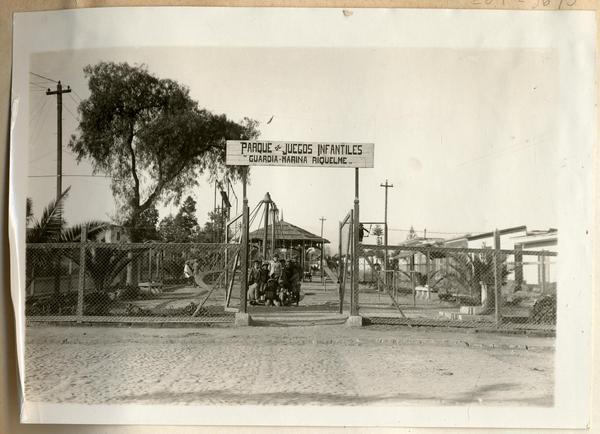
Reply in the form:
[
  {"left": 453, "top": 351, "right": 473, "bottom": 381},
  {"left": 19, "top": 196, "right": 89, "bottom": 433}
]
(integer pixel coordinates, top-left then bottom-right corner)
[
  {"left": 61, "top": 220, "right": 110, "bottom": 242},
  {"left": 26, "top": 187, "right": 71, "bottom": 243}
]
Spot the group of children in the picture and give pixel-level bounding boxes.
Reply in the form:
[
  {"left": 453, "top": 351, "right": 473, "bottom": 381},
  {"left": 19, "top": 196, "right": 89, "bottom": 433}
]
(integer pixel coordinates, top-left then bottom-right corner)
[{"left": 247, "top": 254, "right": 303, "bottom": 306}]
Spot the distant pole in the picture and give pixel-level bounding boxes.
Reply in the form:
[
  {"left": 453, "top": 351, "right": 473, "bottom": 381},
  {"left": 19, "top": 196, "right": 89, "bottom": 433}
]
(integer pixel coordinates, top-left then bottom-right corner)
[
  {"left": 380, "top": 179, "right": 394, "bottom": 286},
  {"left": 319, "top": 216, "right": 326, "bottom": 284},
  {"left": 46, "top": 81, "right": 71, "bottom": 200}
]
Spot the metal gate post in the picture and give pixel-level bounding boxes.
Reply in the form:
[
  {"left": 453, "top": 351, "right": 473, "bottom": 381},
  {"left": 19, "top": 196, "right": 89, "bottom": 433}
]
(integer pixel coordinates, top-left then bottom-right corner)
[
  {"left": 76, "top": 226, "right": 87, "bottom": 322},
  {"left": 349, "top": 212, "right": 354, "bottom": 310},
  {"left": 235, "top": 168, "right": 251, "bottom": 326},
  {"left": 347, "top": 168, "right": 362, "bottom": 326},
  {"left": 338, "top": 220, "right": 343, "bottom": 314},
  {"left": 493, "top": 229, "right": 501, "bottom": 325}
]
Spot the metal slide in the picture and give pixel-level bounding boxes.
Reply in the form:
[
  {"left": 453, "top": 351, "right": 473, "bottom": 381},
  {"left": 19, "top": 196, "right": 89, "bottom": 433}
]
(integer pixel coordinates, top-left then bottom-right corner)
[{"left": 322, "top": 265, "right": 338, "bottom": 283}]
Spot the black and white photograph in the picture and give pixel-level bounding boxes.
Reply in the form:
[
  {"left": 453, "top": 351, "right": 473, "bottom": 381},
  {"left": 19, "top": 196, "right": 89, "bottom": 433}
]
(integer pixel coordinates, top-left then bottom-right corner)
[{"left": 8, "top": 7, "right": 595, "bottom": 428}]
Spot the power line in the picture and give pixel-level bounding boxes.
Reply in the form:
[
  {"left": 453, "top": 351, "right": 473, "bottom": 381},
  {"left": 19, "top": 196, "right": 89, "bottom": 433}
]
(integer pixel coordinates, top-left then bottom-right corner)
[
  {"left": 30, "top": 97, "right": 49, "bottom": 122},
  {"left": 29, "top": 82, "right": 49, "bottom": 90},
  {"left": 71, "top": 90, "right": 84, "bottom": 102},
  {"left": 28, "top": 174, "right": 113, "bottom": 179},
  {"left": 28, "top": 149, "right": 56, "bottom": 165},
  {"left": 388, "top": 227, "right": 486, "bottom": 235},
  {"left": 67, "top": 93, "right": 81, "bottom": 108},
  {"left": 63, "top": 105, "right": 80, "bottom": 123},
  {"left": 30, "top": 71, "right": 59, "bottom": 83},
  {"left": 30, "top": 100, "right": 51, "bottom": 145}
]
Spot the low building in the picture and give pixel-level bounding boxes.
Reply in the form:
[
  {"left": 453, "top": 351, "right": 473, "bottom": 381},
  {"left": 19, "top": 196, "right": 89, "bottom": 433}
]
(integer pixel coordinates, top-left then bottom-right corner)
[
  {"left": 443, "top": 234, "right": 470, "bottom": 248},
  {"left": 511, "top": 229, "right": 557, "bottom": 288},
  {"left": 94, "top": 225, "right": 129, "bottom": 243},
  {"left": 446, "top": 226, "right": 557, "bottom": 290}
]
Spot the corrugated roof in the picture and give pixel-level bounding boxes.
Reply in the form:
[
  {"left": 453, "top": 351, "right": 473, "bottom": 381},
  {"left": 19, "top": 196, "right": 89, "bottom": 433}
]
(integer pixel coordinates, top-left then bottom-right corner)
[{"left": 249, "top": 220, "right": 330, "bottom": 244}]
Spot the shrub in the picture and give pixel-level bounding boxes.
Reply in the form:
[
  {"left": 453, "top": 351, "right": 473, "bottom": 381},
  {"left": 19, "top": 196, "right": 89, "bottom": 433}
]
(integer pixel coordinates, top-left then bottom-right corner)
[
  {"left": 530, "top": 295, "right": 557, "bottom": 324},
  {"left": 83, "top": 291, "right": 112, "bottom": 315}
]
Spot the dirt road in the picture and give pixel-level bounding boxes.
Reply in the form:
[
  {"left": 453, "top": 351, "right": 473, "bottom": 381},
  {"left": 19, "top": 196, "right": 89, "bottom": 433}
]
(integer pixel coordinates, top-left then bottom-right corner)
[{"left": 25, "top": 325, "right": 554, "bottom": 406}]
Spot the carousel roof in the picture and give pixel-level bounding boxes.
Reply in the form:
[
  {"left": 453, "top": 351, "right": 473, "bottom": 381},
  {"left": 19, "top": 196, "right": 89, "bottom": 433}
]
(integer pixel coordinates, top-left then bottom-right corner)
[{"left": 249, "top": 220, "right": 330, "bottom": 244}]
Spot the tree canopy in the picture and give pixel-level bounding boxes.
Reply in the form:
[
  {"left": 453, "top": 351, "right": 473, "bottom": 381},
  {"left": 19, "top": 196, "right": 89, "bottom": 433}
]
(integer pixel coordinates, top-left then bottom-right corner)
[
  {"left": 69, "top": 62, "right": 259, "bottom": 241},
  {"left": 128, "top": 205, "right": 160, "bottom": 242},
  {"left": 158, "top": 196, "right": 204, "bottom": 243}
]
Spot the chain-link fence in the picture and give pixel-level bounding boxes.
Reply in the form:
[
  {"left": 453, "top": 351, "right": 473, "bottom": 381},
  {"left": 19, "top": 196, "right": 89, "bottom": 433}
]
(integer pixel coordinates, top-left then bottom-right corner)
[
  {"left": 358, "top": 244, "right": 557, "bottom": 331},
  {"left": 25, "top": 242, "right": 240, "bottom": 323}
]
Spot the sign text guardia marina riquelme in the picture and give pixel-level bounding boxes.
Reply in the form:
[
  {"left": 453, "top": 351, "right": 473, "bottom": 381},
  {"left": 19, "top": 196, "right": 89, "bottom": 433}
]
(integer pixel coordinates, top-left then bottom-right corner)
[{"left": 226, "top": 141, "right": 374, "bottom": 168}]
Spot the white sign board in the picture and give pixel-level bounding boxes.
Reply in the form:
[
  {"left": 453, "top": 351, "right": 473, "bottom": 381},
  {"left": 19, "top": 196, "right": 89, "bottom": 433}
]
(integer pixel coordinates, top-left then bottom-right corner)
[{"left": 226, "top": 141, "right": 374, "bottom": 168}]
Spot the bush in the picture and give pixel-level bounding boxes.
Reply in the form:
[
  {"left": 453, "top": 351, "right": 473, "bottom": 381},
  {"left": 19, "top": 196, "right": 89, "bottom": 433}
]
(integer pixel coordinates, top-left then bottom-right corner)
[
  {"left": 84, "top": 291, "right": 112, "bottom": 315},
  {"left": 26, "top": 293, "right": 77, "bottom": 315},
  {"left": 117, "top": 285, "right": 140, "bottom": 300},
  {"left": 530, "top": 295, "right": 557, "bottom": 324}
]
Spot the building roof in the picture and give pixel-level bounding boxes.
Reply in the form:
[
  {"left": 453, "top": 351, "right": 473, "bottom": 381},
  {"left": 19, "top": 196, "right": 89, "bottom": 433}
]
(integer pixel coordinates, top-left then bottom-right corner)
[
  {"left": 390, "top": 237, "right": 447, "bottom": 259},
  {"left": 399, "top": 237, "right": 445, "bottom": 246},
  {"left": 443, "top": 234, "right": 471, "bottom": 243},
  {"left": 249, "top": 220, "right": 330, "bottom": 244},
  {"left": 467, "top": 225, "right": 527, "bottom": 241},
  {"left": 511, "top": 228, "right": 558, "bottom": 245}
]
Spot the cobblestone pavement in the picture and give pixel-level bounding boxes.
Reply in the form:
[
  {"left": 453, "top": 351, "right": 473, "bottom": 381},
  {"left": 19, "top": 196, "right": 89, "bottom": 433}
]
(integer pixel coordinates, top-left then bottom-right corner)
[{"left": 25, "top": 325, "right": 554, "bottom": 406}]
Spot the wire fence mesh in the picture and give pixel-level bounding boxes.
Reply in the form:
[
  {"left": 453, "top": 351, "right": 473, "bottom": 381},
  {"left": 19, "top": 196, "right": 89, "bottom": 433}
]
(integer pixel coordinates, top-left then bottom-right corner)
[
  {"left": 357, "top": 244, "right": 557, "bottom": 331},
  {"left": 26, "top": 242, "right": 241, "bottom": 323},
  {"left": 24, "top": 237, "right": 557, "bottom": 331}
]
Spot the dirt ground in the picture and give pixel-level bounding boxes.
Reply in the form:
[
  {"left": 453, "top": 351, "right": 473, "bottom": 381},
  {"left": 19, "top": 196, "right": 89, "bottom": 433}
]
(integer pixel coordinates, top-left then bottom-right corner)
[{"left": 24, "top": 324, "right": 554, "bottom": 407}]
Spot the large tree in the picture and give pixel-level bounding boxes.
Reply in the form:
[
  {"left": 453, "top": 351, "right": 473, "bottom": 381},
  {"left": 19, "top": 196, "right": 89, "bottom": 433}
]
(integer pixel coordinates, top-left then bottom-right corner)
[
  {"left": 69, "top": 62, "right": 259, "bottom": 241},
  {"left": 202, "top": 208, "right": 228, "bottom": 243},
  {"left": 128, "top": 205, "right": 159, "bottom": 242},
  {"left": 158, "top": 196, "right": 204, "bottom": 243}
]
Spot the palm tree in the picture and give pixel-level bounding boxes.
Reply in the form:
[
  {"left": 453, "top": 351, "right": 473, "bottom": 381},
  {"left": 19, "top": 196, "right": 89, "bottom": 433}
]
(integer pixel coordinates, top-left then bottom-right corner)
[
  {"left": 26, "top": 187, "right": 108, "bottom": 294},
  {"left": 26, "top": 188, "right": 70, "bottom": 244},
  {"left": 446, "top": 250, "right": 510, "bottom": 312}
]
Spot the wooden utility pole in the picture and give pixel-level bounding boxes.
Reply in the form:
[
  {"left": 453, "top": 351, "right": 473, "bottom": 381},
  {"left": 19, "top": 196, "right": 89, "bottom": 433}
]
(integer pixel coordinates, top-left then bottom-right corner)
[
  {"left": 46, "top": 81, "right": 71, "bottom": 200},
  {"left": 47, "top": 81, "right": 72, "bottom": 300},
  {"left": 380, "top": 179, "right": 393, "bottom": 286},
  {"left": 319, "top": 216, "right": 326, "bottom": 284}
]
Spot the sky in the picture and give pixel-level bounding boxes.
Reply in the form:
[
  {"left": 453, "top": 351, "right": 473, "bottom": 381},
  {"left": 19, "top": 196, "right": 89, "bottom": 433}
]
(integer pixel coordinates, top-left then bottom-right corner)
[{"left": 28, "top": 46, "right": 559, "bottom": 246}]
